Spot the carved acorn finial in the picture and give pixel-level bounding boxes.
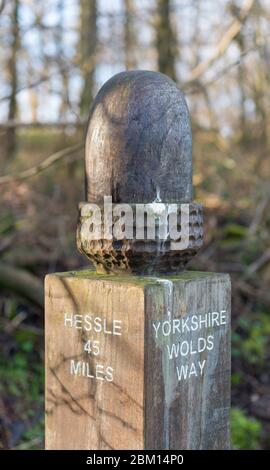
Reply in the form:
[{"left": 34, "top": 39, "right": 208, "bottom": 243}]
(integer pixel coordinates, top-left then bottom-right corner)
[
  {"left": 77, "top": 70, "right": 203, "bottom": 274},
  {"left": 85, "top": 70, "right": 193, "bottom": 204}
]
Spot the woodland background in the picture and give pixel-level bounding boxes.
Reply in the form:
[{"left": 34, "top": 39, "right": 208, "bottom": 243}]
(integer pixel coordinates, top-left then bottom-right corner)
[{"left": 0, "top": 0, "right": 270, "bottom": 450}]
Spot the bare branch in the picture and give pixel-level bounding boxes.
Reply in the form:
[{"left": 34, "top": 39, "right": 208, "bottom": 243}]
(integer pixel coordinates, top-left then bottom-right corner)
[
  {"left": 0, "top": 49, "right": 101, "bottom": 104},
  {"left": 0, "top": 120, "right": 86, "bottom": 129},
  {"left": 0, "top": 75, "right": 52, "bottom": 104},
  {"left": 246, "top": 249, "right": 270, "bottom": 276},
  {"left": 0, "top": 0, "right": 6, "bottom": 15},
  {"left": 187, "top": 47, "right": 255, "bottom": 94},
  {"left": 185, "top": 0, "right": 254, "bottom": 86},
  {"left": 0, "top": 262, "right": 43, "bottom": 307},
  {"left": 0, "top": 143, "right": 83, "bottom": 185}
]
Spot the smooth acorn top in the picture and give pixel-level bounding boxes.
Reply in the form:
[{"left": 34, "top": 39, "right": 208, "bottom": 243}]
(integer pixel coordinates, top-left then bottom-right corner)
[{"left": 85, "top": 70, "right": 192, "bottom": 204}]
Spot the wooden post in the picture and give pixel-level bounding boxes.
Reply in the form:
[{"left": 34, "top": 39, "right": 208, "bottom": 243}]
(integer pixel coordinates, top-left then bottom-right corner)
[
  {"left": 45, "top": 71, "right": 231, "bottom": 449},
  {"left": 45, "top": 270, "right": 230, "bottom": 449}
]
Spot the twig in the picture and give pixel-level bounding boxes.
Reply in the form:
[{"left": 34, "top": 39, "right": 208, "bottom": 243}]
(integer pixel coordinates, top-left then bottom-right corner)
[
  {"left": 185, "top": 0, "right": 254, "bottom": 86},
  {"left": 188, "top": 47, "right": 254, "bottom": 93},
  {"left": 0, "top": 120, "right": 86, "bottom": 129},
  {"left": 246, "top": 249, "right": 270, "bottom": 277},
  {"left": 0, "top": 262, "right": 43, "bottom": 307},
  {"left": 0, "top": 75, "right": 52, "bottom": 104},
  {"left": 0, "top": 0, "right": 6, "bottom": 15},
  {"left": 237, "top": 280, "right": 270, "bottom": 305},
  {"left": 0, "top": 57, "right": 81, "bottom": 104},
  {"left": 0, "top": 50, "right": 101, "bottom": 103},
  {"left": 0, "top": 143, "right": 83, "bottom": 185},
  {"left": 12, "top": 437, "right": 43, "bottom": 450},
  {"left": 248, "top": 191, "right": 270, "bottom": 237},
  {"left": 0, "top": 236, "right": 14, "bottom": 255},
  {"left": 2, "top": 248, "right": 60, "bottom": 268}
]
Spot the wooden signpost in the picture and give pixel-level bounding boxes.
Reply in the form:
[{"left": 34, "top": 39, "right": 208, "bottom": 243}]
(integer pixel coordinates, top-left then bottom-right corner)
[{"left": 45, "top": 71, "right": 231, "bottom": 450}]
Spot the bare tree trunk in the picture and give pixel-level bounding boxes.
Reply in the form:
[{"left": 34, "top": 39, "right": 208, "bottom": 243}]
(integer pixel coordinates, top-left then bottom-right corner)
[
  {"left": 6, "top": 0, "right": 19, "bottom": 160},
  {"left": 79, "top": 0, "right": 97, "bottom": 118},
  {"left": 155, "top": 0, "right": 177, "bottom": 81},
  {"left": 123, "top": 0, "right": 137, "bottom": 69},
  {"left": 253, "top": 5, "right": 268, "bottom": 147},
  {"left": 230, "top": 2, "right": 248, "bottom": 143},
  {"left": 57, "top": 0, "right": 67, "bottom": 120},
  {"left": 0, "top": 0, "right": 7, "bottom": 16}
]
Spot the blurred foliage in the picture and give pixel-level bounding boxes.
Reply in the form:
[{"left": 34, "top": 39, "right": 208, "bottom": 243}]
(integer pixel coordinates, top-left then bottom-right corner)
[
  {"left": 0, "top": 126, "right": 270, "bottom": 450},
  {"left": 231, "top": 408, "right": 262, "bottom": 450},
  {"left": 0, "top": 297, "right": 44, "bottom": 449},
  {"left": 233, "top": 314, "right": 270, "bottom": 366},
  {"left": 1, "top": 0, "right": 270, "bottom": 451},
  {"left": 0, "top": 212, "right": 16, "bottom": 236}
]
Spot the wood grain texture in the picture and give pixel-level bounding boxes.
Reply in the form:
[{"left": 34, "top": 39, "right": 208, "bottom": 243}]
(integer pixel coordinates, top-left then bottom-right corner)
[
  {"left": 45, "top": 272, "right": 145, "bottom": 450},
  {"left": 45, "top": 270, "right": 230, "bottom": 450},
  {"left": 144, "top": 272, "right": 231, "bottom": 449},
  {"left": 85, "top": 70, "right": 192, "bottom": 204}
]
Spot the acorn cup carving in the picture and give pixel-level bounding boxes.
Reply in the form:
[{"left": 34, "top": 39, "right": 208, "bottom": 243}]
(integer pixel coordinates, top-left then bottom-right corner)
[{"left": 77, "top": 70, "right": 203, "bottom": 275}]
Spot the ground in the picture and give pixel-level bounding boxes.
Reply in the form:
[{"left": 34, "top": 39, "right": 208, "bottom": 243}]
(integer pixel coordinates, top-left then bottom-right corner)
[{"left": 0, "top": 128, "right": 269, "bottom": 449}]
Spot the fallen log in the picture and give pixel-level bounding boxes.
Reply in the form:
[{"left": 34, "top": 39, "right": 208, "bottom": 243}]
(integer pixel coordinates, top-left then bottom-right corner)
[{"left": 0, "top": 262, "right": 43, "bottom": 308}]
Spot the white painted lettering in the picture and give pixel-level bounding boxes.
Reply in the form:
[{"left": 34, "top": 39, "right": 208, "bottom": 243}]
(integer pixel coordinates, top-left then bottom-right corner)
[
  {"left": 220, "top": 310, "right": 227, "bottom": 325},
  {"left": 70, "top": 359, "right": 81, "bottom": 375},
  {"left": 181, "top": 317, "right": 190, "bottom": 333},
  {"left": 74, "top": 314, "right": 83, "bottom": 329},
  {"left": 167, "top": 342, "right": 180, "bottom": 359},
  {"left": 189, "top": 362, "right": 198, "bottom": 377},
  {"left": 198, "top": 360, "right": 206, "bottom": 375},
  {"left": 94, "top": 316, "right": 102, "bottom": 332},
  {"left": 177, "top": 364, "right": 188, "bottom": 380},
  {"left": 84, "top": 315, "right": 92, "bottom": 331},
  {"left": 162, "top": 321, "right": 171, "bottom": 336},
  {"left": 191, "top": 315, "right": 198, "bottom": 331},
  {"left": 180, "top": 341, "right": 189, "bottom": 356},
  {"left": 106, "top": 367, "right": 114, "bottom": 382},
  {"left": 113, "top": 320, "right": 122, "bottom": 336},
  {"left": 64, "top": 313, "right": 73, "bottom": 327},
  {"left": 173, "top": 319, "right": 181, "bottom": 334},
  {"left": 212, "top": 312, "right": 220, "bottom": 327},
  {"left": 152, "top": 322, "right": 160, "bottom": 338},
  {"left": 199, "top": 314, "right": 208, "bottom": 329},
  {"left": 207, "top": 335, "right": 214, "bottom": 351},
  {"left": 198, "top": 337, "right": 206, "bottom": 353}
]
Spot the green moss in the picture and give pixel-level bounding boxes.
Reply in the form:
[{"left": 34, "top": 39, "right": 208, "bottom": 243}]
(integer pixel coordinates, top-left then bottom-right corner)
[
  {"left": 160, "top": 271, "right": 224, "bottom": 281},
  {"left": 51, "top": 269, "right": 222, "bottom": 287},
  {"left": 231, "top": 407, "right": 262, "bottom": 450},
  {"left": 232, "top": 313, "right": 270, "bottom": 366},
  {"left": 55, "top": 269, "right": 153, "bottom": 286}
]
